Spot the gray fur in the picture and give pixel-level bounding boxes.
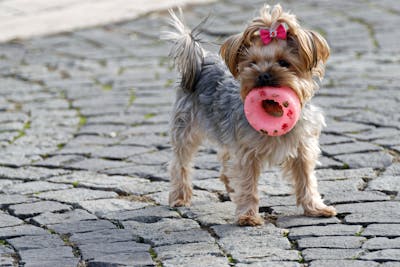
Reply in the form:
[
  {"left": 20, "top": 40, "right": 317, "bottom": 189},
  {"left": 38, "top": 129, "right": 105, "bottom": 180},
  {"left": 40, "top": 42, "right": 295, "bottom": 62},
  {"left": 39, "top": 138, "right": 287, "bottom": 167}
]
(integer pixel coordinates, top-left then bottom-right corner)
[
  {"left": 163, "top": 10, "right": 323, "bottom": 166},
  {"left": 162, "top": 9, "right": 204, "bottom": 92},
  {"left": 164, "top": 8, "right": 336, "bottom": 223}
]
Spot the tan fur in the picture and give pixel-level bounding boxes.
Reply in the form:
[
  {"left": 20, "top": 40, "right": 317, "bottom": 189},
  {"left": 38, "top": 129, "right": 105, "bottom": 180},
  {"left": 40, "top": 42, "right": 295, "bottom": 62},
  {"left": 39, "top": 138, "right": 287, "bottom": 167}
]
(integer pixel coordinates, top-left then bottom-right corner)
[
  {"left": 168, "top": 4, "right": 336, "bottom": 226},
  {"left": 220, "top": 4, "right": 330, "bottom": 104}
]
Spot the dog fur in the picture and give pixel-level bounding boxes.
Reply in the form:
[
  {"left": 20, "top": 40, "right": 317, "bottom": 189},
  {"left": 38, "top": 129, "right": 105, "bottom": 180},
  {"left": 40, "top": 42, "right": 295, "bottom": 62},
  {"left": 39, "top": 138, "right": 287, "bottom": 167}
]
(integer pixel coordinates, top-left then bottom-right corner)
[{"left": 163, "top": 4, "right": 336, "bottom": 226}]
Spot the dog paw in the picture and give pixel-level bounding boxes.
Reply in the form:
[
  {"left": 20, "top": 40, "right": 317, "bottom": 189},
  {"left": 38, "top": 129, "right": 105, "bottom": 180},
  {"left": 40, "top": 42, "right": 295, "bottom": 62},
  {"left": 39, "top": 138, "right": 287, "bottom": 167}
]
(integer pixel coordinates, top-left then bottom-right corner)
[
  {"left": 304, "top": 204, "right": 337, "bottom": 217},
  {"left": 169, "top": 191, "right": 192, "bottom": 207},
  {"left": 237, "top": 213, "right": 264, "bottom": 226}
]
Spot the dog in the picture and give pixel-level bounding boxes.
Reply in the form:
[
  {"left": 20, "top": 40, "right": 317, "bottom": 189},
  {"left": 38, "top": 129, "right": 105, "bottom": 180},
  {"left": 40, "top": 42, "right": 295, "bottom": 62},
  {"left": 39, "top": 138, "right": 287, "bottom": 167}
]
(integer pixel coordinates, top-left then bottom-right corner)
[{"left": 162, "top": 4, "right": 337, "bottom": 226}]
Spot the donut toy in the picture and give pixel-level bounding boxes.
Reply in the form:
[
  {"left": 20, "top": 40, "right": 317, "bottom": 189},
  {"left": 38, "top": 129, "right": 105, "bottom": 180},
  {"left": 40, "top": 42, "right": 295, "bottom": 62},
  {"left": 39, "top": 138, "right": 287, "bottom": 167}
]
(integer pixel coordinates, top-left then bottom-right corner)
[{"left": 244, "top": 86, "right": 301, "bottom": 136}]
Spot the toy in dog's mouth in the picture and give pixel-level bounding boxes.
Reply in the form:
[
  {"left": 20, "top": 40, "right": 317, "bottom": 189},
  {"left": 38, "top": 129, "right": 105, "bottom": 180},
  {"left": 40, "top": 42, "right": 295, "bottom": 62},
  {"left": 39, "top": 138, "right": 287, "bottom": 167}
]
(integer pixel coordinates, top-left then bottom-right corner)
[
  {"left": 244, "top": 87, "right": 301, "bottom": 136},
  {"left": 262, "top": 99, "right": 284, "bottom": 117}
]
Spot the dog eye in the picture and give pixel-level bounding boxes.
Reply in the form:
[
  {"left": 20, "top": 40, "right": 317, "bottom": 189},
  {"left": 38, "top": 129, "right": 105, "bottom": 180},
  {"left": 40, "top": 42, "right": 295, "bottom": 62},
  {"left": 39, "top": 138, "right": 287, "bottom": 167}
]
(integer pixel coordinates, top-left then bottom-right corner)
[
  {"left": 249, "top": 60, "right": 257, "bottom": 66},
  {"left": 278, "top": 60, "right": 290, "bottom": 68}
]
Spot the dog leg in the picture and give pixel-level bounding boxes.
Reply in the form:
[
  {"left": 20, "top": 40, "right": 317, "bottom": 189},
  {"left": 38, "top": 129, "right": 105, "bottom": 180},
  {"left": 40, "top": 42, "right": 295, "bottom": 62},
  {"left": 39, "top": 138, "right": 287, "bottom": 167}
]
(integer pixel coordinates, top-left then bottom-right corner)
[
  {"left": 169, "top": 113, "right": 203, "bottom": 207},
  {"left": 282, "top": 139, "right": 337, "bottom": 217},
  {"left": 218, "top": 148, "right": 234, "bottom": 194},
  {"left": 229, "top": 151, "right": 264, "bottom": 226}
]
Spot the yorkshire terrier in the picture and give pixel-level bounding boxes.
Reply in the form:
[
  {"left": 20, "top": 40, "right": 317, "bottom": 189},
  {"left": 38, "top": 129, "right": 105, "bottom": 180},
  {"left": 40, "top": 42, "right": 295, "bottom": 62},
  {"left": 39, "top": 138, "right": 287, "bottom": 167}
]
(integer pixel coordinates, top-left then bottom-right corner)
[{"left": 163, "top": 4, "right": 337, "bottom": 226}]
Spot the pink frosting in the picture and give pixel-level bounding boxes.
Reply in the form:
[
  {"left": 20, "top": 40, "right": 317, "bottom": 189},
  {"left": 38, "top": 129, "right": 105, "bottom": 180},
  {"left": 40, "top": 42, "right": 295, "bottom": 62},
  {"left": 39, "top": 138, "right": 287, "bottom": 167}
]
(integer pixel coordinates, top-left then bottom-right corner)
[{"left": 244, "top": 87, "right": 301, "bottom": 136}]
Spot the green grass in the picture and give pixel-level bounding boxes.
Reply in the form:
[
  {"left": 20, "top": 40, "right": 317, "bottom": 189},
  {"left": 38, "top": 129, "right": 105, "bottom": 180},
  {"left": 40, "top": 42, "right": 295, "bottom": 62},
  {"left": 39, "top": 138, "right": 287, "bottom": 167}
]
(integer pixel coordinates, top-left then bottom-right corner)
[
  {"left": 144, "top": 113, "right": 156, "bottom": 120},
  {"left": 12, "top": 121, "right": 31, "bottom": 142},
  {"left": 355, "top": 228, "right": 364, "bottom": 236},
  {"left": 129, "top": 89, "right": 137, "bottom": 106},
  {"left": 78, "top": 116, "right": 87, "bottom": 127},
  {"left": 57, "top": 143, "right": 65, "bottom": 149},
  {"left": 227, "top": 255, "right": 236, "bottom": 264},
  {"left": 149, "top": 248, "right": 163, "bottom": 267},
  {"left": 102, "top": 84, "right": 113, "bottom": 91},
  {"left": 164, "top": 79, "right": 174, "bottom": 88}
]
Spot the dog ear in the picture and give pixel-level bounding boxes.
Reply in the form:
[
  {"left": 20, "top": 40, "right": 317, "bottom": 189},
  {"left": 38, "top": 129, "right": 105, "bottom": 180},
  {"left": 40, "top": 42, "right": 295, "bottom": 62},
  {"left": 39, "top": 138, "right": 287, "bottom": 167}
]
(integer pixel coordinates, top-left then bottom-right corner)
[
  {"left": 220, "top": 33, "right": 244, "bottom": 78},
  {"left": 288, "top": 29, "right": 330, "bottom": 79}
]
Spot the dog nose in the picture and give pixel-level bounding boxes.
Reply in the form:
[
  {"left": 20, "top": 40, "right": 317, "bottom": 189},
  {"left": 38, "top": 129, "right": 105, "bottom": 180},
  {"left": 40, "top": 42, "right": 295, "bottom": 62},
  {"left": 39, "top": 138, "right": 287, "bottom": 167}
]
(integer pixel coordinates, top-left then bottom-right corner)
[{"left": 256, "top": 72, "right": 273, "bottom": 87}]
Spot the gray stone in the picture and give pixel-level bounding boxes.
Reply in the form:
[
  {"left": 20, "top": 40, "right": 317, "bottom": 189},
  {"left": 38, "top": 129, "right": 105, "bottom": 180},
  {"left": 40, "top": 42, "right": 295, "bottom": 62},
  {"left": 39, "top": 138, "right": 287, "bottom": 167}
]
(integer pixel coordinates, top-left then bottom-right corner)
[
  {"left": 212, "top": 224, "right": 298, "bottom": 262},
  {"left": 155, "top": 242, "right": 223, "bottom": 260},
  {"left": 178, "top": 201, "right": 236, "bottom": 226},
  {"left": 127, "top": 150, "right": 172, "bottom": 165},
  {"left": 0, "top": 225, "right": 48, "bottom": 239},
  {"left": 323, "top": 190, "right": 390, "bottom": 205},
  {"left": 288, "top": 224, "right": 362, "bottom": 239},
  {"left": 148, "top": 189, "right": 219, "bottom": 206},
  {"left": 67, "top": 157, "right": 131, "bottom": 171},
  {"left": 8, "top": 201, "right": 71, "bottom": 218},
  {"left": 102, "top": 164, "right": 170, "bottom": 182},
  {"left": 384, "top": 163, "right": 400, "bottom": 176},
  {"left": 1, "top": 181, "right": 71, "bottom": 194},
  {"left": 193, "top": 178, "right": 226, "bottom": 192},
  {"left": 361, "top": 249, "right": 400, "bottom": 261},
  {"left": 318, "top": 156, "right": 344, "bottom": 168},
  {"left": 0, "top": 211, "right": 24, "bottom": 228},
  {"left": 6, "top": 234, "right": 65, "bottom": 250},
  {"left": 315, "top": 168, "right": 376, "bottom": 181},
  {"left": 49, "top": 219, "right": 116, "bottom": 234},
  {"left": 334, "top": 152, "right": 393, "bottom": 169},
  {"left": 18, "top": 247, "right": 76, "bottom": 264},
  {"left": 336, "top": 202, "right": 400, "bottom": 224},
  {"left": 322, "top": 141, "right": 382, "bottom": 156},
  {"left": 0, "top": 250, "right": 14, "bottom": 267},
  {"left": 33, "top": 155, "right": 86, "bottom": 168},
  {"left": 259, "top": 195, "right": 297, "bottom": 207},
  {"left": 0, "top": 179, "right": 19, "bottom": 192},
  {"left": 162, "top": 255, "right": 228, "bottom": 267},
  {"left": 37, "top": 188, "right": 118, "bottom": 204},
  {"left": 319, "top": 178, "right": 365, "bottom": 195},
  {"left": 302, "top": 248, "right": 364, "bottom": 261},
  {"left": 0, "top": 166, "right": 69, "bottom": 181},
  {"left": 22, "top": 259, "right": 80, "bottom": 267},
  {"left": 363, "top": 237, "right": 400, "bottom": 250},
  {"left": 236, "top": 262, "right": 301, "bottom": 267},
  {"left": 346, "top": 127, "right": 400, "bottom": 141},
  {"left": 363, "top": 224, "right": 400, "bottom": 237},
  {"left": 31, "top": 209, "right": 97, "bottom": 225},
  {"left": 103, "top": 205, "right": 179, "bottom": 221},
  {"left": 89, "top": 145, "right": 154, "bottom": 159},
  {"left": 78, "top": 124, "right": 128, "bottom": 136},
  {"left": 367, "top": 175, "right": 400, "bottom": 193},
  {"left": 309, "top": 260, "right": 379, "bottom": 267},
  {"left": 49, "top": 171, "right": 168, "bottom": 195},
  {"left": 381, "top": 262, "right": 400, "bottom": 267},
  {"left": 87, "top": 251, "right": 154, "bottom": 266},
  {"left": 79, "top": 241, "right": 150, "bottom": 260},
  {"left": 123, "top": 218, "right": 214, "bottom": 247},
  {"left": 78, "top": 198, "right": 150, "bottom": 217},
  {"left": 276, "top": 215, "right": 340, "bottom": 228},
  {"left": 297, "top": 236, "right": 366, "bottom": 249},
  {"left": 324, "top": 121, "right": 374, "bottom": 134},
  {"left": 70, "top": 229, "right": 140, "bottom": 245},
  {"left": 319, "top": 134, "right": 353, "bottom": 145}
]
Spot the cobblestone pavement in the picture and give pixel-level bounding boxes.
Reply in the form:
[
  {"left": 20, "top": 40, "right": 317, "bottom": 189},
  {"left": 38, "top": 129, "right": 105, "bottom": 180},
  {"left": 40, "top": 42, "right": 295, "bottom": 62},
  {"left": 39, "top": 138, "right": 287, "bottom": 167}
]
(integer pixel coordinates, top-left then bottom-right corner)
[{"left": 0, "top": 0, "right": 399, "bottom": 266}]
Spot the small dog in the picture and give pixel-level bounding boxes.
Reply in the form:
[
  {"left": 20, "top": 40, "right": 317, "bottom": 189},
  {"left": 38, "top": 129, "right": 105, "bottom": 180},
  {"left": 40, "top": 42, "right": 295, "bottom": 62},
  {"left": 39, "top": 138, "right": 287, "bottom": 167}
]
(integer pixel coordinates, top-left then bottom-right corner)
[{"left": 163, "top": 4, "right": 336, "bottom": 226}]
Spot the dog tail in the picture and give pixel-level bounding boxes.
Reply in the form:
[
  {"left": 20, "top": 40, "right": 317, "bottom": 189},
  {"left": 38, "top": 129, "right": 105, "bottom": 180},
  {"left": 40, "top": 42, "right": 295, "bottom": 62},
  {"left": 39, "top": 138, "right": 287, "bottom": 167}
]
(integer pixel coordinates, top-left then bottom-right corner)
[{"left": 161, "top": 9, "right": 205, "bottom": 92}]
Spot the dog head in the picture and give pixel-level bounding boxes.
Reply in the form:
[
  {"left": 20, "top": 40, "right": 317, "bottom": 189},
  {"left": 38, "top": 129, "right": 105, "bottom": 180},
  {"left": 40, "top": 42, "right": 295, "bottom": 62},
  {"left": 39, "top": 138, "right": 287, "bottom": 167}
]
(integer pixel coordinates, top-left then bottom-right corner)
[{"left": 220, "top": 4, "right": 329, "bottom": 105}]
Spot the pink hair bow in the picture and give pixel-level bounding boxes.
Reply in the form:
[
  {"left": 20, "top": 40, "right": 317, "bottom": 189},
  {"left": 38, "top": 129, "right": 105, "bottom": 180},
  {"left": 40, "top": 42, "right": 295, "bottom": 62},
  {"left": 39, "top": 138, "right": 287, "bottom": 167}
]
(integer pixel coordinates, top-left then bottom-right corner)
[{"left": 259, "top": 24, "right": 287, "bottom": 45}]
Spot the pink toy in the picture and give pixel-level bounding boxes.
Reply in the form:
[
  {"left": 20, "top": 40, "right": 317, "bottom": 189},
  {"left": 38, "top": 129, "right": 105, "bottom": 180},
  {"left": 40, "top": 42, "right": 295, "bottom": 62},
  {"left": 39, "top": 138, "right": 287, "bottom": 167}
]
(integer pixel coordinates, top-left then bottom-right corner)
[{"left": 244, "top": 86, "right": 301, "bottom": 136}]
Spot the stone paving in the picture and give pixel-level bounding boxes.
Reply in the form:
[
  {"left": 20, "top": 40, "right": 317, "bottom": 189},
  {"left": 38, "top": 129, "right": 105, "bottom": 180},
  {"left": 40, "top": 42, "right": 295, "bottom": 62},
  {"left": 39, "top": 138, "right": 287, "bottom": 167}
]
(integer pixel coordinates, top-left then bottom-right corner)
[{"left": 0, "top": 0, "right": 399, "bottom": 266}]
